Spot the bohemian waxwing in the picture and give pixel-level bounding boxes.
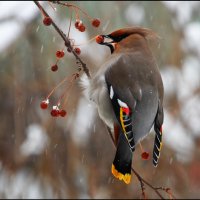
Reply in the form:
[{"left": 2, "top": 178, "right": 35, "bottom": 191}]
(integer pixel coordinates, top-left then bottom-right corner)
[{"left": 86, "top": 27, "right": 164, "bottom": 184}]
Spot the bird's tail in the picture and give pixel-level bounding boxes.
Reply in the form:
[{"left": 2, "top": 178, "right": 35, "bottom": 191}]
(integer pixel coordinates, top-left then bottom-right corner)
[{"left": 111, "top": 132, "right": 132, "bottom": 184}]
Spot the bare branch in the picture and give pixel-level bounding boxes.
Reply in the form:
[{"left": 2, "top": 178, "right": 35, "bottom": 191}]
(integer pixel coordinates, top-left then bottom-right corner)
[{"left": 33, "top": 1, "right": 91, "bottom": 79}]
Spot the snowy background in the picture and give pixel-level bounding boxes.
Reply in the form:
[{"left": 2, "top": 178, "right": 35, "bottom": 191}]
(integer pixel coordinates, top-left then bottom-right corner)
[{"left": 0, "top": 1, "right": 200, "bottom": 198}]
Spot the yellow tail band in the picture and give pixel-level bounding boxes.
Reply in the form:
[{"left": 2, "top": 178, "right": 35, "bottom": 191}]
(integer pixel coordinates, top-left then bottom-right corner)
[{"left": 111, "top": 164, "right": 131, "bottom": 184}]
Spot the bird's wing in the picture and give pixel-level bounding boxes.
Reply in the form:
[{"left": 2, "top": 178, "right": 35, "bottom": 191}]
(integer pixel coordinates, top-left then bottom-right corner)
[
  {"left": 104, "top": 56, "right": 141, "bottom": 152},
  {"left": 105, "top": 80, "right": 135, "bottom": 152},
  {"left": 104, "top": 53, "right": 160, "bottom": 152},
  {"left": 152, "top": 101, "right": 164, "bottom": 167}
]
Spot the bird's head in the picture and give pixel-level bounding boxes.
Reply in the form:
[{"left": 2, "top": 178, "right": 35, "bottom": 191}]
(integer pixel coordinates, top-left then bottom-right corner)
[{"left": 96, "top": 27, "right": 159, "bottom": 54}]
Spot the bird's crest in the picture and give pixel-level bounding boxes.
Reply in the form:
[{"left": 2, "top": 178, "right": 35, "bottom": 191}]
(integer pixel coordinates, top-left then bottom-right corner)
[{"left": 108, "top": 27, "right": 160, "bottom": 42}]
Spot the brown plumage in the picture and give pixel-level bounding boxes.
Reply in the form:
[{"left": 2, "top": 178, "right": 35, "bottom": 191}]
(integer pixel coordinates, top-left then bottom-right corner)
[{"left": 86, "top": 27, "right": 164, "bottom": 184}]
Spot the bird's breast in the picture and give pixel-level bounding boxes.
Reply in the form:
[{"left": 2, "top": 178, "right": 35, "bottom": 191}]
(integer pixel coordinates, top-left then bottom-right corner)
[{"left": 86, "top": 74, "right": 116, "bottom": 130}]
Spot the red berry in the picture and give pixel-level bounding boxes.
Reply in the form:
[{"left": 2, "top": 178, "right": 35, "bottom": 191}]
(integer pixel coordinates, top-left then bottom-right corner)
[
  {"left": 40, "top": 100, "right": 49, "bottom": 109},
  {"left": 78, "top": 24, "right": 86, "bottom": 32},
  {"left": 51, "top": 109, "right": 59, "bottom": 117},
  {"left": 141, "top": 152, "right": 149, "bottom": 160},
  {"left": 59, "top": 109, "right": 67, "bottom": 117},
  {"left": 92, "top": 18, "right": 100, "bottom": 27},
  {"left": 74, "top": 47, "right": 81, "bottom": 55},
  {"left": 43, "top": 17, "right": 52, "bottom": 26},
  {"left": 56, "top": 50, "right": 65, "bottom": 58},
  {"left": 74, "top": 20, "right": 86, "bottom": 32},
  {"left": 51, "top": 64, "right": 58, "bottom": 72},
  {"left": 95, "top": 35, "right": 104, "bottom": 44},
  {"left": 75, "top": 20, "right": 81, "bottom": 29}
]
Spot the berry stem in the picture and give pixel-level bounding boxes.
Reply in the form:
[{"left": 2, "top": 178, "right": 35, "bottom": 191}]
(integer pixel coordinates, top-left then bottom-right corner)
[
  {"left": 48, "top": 1, "right": 57, "bottom": 11},
  {"left": 62, "top": 73, "right": 80, "bottom": 108},
  {"left": 45, "top": 74, "right": 73, "bottom": 100},
  {"left": 139, "top": 142, "right": 144, "bottom": 153},
  {"left": 67, "top": 7, "right": 73, "bottom": 38},
  {"left": 52, "top": 1, "right": 93, "bottom": 21},
  {"left": 74, "top": 7, "right": 80, "bottom": 21},
  {"left": 38, "top": 5, "right": 48, "bottom": 18},
  {"left": 57, "top": 73, "right": 77, "bottom": 107},
  {"left": 55, "top": 58, "right": 59, "bottom": 64}
]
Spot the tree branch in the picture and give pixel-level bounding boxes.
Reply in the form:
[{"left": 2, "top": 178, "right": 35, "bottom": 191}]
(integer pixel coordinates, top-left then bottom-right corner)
[{"left": 33, "top": 1, "right": 91, "bottom": 79}]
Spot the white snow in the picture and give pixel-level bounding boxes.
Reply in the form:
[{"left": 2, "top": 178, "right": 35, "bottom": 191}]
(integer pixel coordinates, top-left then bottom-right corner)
[
  {"left": 182, "top": 56, "right": 200, "bottom": 92},
  {"left": 125, "top": 4, "right": 145, "bottom": 25},
  {"left": 0, "top": 21, "right": 22, "bottom": 52},
  {"left": 182, "top": 22, "right": 200, "bottom": 56},
  {"left": 161, "top": 56, "right": 200, "bottom": 161},
  {"left": 0, "top": 168, "right": 56, "bottom": 198},
  {"left": 162, "top": 1, "right": 200, "bottom": 29},
  {"left": 20, "top": 124, "right": 49, "bottom": 156},
  {"left": 163, "top": 110, "right": 195, "bottom": 163},
  {"left": 0, "top": 1, "right": 41, "bottom": 52},
  {"left": 181, "top": 96, "right": 200, "bottom": 137},
  {"left": 178, "top": 56, "right": 200, "bottom": 100},
  {"left": 71, "top": 97, "right": 96, "bottom": 146},
  {"left": 161, "top": 66, "right": 180, "bottom": 97}
]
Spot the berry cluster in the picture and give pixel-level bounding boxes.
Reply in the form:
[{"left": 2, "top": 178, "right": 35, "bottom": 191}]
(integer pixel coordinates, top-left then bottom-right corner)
[
  {"left": 56, "top": 50, "right": 65, "bottom": 58},
  {"left": 40, "top": 72, "right": 81, "bottom": 118},
  {"left": 39, "top": 2, "right": 101, "bottom": 120},
  {"left": 74, "top": 18, "right": 100, "bottom": 33},
  {"left": 49, "top": 50, "right": 64, "bottom": 72},
  {"left": 75, "top": 20, "right": 86, "bottom": 32},
  {"left": 41, "top": 2, "right": 102, "bottom": 73},
  {"left": 40, "top": 101, "right": 67, "bottom": 117},
  {"left": 51, "top": 106, "right": 67, "bottom": 117},
  {"left": 50, "top": 46, "right": 81, "bottom": 72}
]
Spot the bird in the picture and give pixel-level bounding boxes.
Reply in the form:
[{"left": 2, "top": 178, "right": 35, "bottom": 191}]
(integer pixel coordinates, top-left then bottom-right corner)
[{"left": 85, "top": 27, "right": 164, "bottom": 184}]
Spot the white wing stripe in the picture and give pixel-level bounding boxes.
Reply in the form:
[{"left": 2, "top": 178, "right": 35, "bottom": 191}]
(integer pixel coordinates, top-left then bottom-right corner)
[
  {"left": 154, "top": 151, "right": 159, "bottom": 158},
  {"left": 124, "top": 123, "right": 132, "bottom": 127},
  {"left": 123, "top": 119, "right": 131, "bottom": 123},
  {"left": 110, "top": 86, "right": 114, "bottom": 99},
  {"left": 156, "top": 135, "right": 161, "bottom": 143},
  {"left": 117, "top": 99, "right": 128, "bottom": 108}
]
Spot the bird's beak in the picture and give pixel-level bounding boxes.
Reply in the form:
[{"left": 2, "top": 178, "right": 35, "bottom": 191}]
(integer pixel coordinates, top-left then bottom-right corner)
[
  {"left": 99, "top": 35, "right": 115, "bottom": 54},
  {"left": 102, "top": 35, "right": 114, "bottom": 44}
]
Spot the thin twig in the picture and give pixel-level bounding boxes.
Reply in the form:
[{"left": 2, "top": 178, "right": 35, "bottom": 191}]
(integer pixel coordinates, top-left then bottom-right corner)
[
  {"left": 67, "top": 7, "right": 73, "bottom": 38},
  {"left": 155, "top": 187, "right": 176, "bottom": 199},
  {"left": 33, "top": 1, "right": 91, "bottom": 79},
  {"left": 51, "top": 1, "right": 93, "bottom": 20}
]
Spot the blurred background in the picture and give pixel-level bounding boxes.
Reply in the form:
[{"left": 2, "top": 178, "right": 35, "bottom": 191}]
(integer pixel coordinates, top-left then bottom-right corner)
[{"left": 0, "top": 1, "right": 200, "bottom": 199}]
